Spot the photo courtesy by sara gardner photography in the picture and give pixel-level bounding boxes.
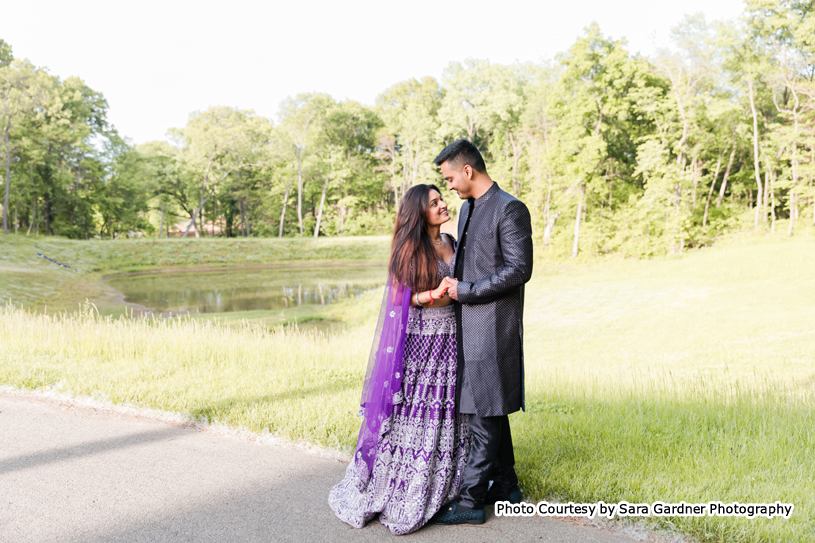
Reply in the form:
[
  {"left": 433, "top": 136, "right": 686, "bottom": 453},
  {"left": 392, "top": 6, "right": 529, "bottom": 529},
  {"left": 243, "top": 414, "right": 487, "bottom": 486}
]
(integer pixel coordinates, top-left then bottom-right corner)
[{"left": 0, "top": 0, "right": 812, "bottom": 542}]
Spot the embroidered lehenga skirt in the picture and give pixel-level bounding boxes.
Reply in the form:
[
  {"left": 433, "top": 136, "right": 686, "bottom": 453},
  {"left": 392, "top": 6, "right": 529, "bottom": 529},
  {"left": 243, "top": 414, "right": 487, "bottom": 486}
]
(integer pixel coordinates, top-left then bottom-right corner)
[{"left": 328, "top": 304, "right": 471, "bottom": 535}]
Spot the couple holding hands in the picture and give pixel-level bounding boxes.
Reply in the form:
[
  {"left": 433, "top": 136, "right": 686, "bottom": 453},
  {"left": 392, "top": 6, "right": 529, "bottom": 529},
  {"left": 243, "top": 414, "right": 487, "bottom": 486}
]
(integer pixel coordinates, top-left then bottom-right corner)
[{"left": 329, "top": 139, "right": 533, "bottom": 534}]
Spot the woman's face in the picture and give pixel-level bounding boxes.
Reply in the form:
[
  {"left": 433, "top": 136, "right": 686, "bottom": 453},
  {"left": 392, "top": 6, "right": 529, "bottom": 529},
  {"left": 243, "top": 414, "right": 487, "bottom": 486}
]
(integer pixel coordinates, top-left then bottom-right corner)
[{"left": 426, "top": 189, "right": 450, "bottom": 227}]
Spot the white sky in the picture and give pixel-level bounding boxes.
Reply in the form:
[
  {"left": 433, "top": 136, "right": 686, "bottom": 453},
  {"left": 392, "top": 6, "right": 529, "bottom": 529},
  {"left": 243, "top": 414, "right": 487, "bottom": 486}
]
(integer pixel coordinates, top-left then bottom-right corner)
[{"left": 3, "top": 0, "right": 746, "bottom": 145}]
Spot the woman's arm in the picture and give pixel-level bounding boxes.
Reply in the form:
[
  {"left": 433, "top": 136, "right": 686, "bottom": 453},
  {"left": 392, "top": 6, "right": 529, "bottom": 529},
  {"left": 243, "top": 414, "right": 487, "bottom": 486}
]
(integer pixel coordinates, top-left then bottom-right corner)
[
  {"left": 410, "top": 282, "right": 452, "bottom": 307},
  {"left": 427, "top": 292, "right": 454, "bottom": 307}
]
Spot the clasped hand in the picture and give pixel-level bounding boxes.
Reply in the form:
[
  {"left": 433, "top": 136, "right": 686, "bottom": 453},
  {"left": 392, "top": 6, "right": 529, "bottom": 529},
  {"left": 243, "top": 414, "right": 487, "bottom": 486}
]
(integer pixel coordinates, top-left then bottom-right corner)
[{"left": 437, "top": 277, "right": 459, "bottom": 301}]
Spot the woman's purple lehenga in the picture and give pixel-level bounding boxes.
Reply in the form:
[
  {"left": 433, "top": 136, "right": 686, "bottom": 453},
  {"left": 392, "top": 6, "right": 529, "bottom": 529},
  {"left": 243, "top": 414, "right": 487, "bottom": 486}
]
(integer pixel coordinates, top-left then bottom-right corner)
[{"left": 328, "top": 256, "right": 470, "bottom": 535}]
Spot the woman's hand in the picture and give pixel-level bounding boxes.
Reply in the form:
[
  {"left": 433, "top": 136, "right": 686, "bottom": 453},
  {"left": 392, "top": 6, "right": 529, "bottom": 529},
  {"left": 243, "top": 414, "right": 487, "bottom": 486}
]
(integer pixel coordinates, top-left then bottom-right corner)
[
  {"left": 441, "top": 277, "right": 459, "bottom": 301},
  {"left": 431, "top": 281, "right": 450, "bottom": 300}
]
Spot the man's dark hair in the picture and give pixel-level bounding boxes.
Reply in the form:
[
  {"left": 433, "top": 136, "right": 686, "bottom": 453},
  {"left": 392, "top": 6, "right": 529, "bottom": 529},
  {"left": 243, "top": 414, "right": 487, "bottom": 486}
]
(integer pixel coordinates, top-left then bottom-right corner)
[{"left": 433, "top": 139, "right": 487, "bottom": 174}]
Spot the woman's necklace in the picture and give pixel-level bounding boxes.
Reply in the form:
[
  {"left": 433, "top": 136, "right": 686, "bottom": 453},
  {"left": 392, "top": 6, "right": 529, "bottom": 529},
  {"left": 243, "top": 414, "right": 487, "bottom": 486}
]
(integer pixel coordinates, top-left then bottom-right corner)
[{"left": 432, "top": 237, "right": 444, "bottom": 247}]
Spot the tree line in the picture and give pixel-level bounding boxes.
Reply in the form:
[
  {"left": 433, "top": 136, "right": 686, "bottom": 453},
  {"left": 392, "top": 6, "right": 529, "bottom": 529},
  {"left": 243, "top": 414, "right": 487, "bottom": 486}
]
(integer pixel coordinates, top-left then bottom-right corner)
[{"left": 2, "top": 0, "right": 815, "bottom": 257}]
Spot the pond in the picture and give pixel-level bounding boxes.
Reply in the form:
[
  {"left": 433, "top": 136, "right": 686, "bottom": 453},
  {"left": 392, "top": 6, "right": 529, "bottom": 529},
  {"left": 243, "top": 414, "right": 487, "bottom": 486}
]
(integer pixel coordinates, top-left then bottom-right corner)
[{"left": 106, "top": 265, "right": 387, "bottom": 314}]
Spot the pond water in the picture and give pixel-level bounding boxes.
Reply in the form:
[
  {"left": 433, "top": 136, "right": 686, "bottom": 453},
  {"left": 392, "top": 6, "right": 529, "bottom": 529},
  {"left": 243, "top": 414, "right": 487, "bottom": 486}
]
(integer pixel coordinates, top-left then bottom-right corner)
[{"left": 106, "top": 266, "right": 387, "bottom": 314}]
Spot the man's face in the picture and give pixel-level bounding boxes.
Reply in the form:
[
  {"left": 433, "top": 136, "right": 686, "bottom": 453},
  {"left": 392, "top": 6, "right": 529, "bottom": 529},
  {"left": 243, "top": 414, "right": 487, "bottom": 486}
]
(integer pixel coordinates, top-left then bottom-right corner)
[{"left": 440, "top": 161, "right": 473, "bottom": 200}]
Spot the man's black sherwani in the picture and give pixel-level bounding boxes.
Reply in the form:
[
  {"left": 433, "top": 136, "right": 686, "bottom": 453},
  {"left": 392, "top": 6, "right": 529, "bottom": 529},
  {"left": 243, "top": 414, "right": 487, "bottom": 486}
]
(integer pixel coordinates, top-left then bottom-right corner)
[{"left": 450, "top": 182, "right": 533, "bottom": 417}]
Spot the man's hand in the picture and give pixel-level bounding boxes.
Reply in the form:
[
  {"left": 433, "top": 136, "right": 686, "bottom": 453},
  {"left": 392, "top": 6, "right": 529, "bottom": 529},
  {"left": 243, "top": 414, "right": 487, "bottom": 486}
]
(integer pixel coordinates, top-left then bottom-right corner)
[{"left": 442, "top": 277, "right": 459, "bottom": 301}]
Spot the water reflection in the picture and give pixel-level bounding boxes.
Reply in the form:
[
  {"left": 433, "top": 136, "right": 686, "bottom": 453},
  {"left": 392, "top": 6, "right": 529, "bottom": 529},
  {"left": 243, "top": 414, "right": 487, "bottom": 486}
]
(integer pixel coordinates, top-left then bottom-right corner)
[{"left": 106, "top": 266, "right": 386, "bottom": 314}]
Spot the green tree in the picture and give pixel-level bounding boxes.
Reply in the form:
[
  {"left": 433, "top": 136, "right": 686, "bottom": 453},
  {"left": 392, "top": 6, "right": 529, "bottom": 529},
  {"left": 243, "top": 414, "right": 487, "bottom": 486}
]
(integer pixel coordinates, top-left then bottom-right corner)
[
  {"left": 314, "top": 101, "right": 382, "bottom": 237},
  {"left": 137, "top": 140, "right": 182, "bottom": 237},
  {"left": 378, "top": 77, "right": 442, "bottom": 198},
  {"left": 744, "top": 0, "right": 815, "bottom": 235},
  {"left": 0, "top": 59, "right": 49, "bottom": 234},
  {"left": 169, "top": 107, "right": 265, "bottom": 238},
  {"left": 552, "top": 23, "right": 661, "bottom": 257},
  {"left": 278, "top": 93, "right": 333, "bottom": 236}
]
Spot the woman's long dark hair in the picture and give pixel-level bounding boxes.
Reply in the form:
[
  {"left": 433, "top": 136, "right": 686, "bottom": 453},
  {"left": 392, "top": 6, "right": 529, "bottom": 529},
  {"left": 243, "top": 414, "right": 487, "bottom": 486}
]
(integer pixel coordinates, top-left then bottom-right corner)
[{"left": 390, "top": 184, "right": 443, "bottom": 292}]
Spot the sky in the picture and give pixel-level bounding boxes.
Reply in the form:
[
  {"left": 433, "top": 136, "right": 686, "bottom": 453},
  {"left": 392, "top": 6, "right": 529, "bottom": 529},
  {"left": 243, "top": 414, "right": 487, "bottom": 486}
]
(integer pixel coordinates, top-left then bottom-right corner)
[{"left": 2, "top": 0, "right": 747, "bottom": 145}]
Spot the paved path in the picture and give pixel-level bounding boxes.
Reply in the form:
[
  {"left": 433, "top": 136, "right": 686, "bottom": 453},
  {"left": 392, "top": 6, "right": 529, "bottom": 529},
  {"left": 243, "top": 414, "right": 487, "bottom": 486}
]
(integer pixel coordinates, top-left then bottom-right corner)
[{"left": 0, "top": 392, "right": 654, "bottom": 543}]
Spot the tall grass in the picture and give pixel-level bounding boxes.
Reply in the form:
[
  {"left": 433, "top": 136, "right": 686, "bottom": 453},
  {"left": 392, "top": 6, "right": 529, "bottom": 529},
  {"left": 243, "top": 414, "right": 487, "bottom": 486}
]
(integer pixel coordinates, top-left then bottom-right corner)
[{"left": 0, "top": 302, "right": 372, "bottom": 450}]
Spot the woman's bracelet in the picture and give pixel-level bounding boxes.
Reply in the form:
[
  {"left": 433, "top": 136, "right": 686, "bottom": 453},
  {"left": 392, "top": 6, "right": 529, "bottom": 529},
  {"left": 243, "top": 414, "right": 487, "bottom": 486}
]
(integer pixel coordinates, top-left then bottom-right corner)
[
  {"left": 415, "top": 290, "right": 441, "bottom": 308},
  {"left": 414, "top": 292, "right": 425, "bottom": 308}
]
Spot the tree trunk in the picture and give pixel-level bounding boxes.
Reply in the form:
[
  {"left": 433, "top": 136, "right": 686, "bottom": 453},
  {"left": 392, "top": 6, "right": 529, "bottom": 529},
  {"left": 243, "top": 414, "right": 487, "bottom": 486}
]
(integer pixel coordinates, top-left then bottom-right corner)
[
  {"left": 182, "top": 189, "right": 214, "bottom": 239},
  {"left": 544, "top": 211, "right": 560, "bottom": 248},
  {"left": 402, "top": 156, "right": 409, "bottom": 197},
  {"left": 788, "top": 111, "right": 799, "bottom": 236},
  {"left": 26, "top": 197, "right": 35, "bottom": 236},
  {"left": 762, "top": 165, "right": 769, "bottom": 225},
  {"left": 748, "top": 80, "right": 763, "bottom": 231},
  {"left": 182, "top": 213, "right": 195, "bottom": 238},
  {"left": 182, "top": 211, "right": 199, "bottom": 239},
  {"left": 703, "top": 151, "right": 723, "bottom": 228},
  {"left": 410, "top": 151, "right": 417, "bottom": 188},
  {"left": 44, "top": 195, "right": 51, "bottom": 235},
  {"left": 314, "top": 179, "right": 328, "bottom": 238},
  {"left": 509, "top": 131, "right": 523, "bottom": 196},
  {"left": 279, "top": 176, "right": 294, "bottom": 238},
  {"left": 571, "top": 182, "right": 585, "bottom": 258},
  {"left": 246, "top": 203, "right": 251, "bottom": 237},
  {"left": 671, "top": 183, "right": 685, "bottom": 254},
  {"left": 3, "top": 114, "right": 10, "bottom": 235},
  {"left": 716, "top": 146, "right": 737, "bottom": 208},
  {"left": 392, "top": 163, "right": 399, "bottom": 215},
  {"left": 239, "top": 198, "right": 245, "bottom": 237},
  {"left": 296, "top": 148, "right": 304, "bottom": 236},
  {"left": 811, "top": 145, "right": 814, "bottom": 228},
  {"left": 543, "top": 137, "right": 554, "bottom": 240},
  {"left": 159, "top": 201, "right": 165, "bottom": 238},
  {"left": 690, "top": 157, "right": 700, "bottom": 210},
  {"left": 339, "top": 180, "right": 345, "bottom": 235},
  {"left": 668, "top": 68, "right": 690, "bottom": 171},
  {"left": 769, "top": 168, "right": 776, "bottom": 234}
]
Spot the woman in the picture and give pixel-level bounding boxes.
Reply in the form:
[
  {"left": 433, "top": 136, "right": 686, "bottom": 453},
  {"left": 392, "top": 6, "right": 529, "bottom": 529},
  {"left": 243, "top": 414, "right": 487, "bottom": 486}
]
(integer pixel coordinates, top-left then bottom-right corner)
[{"left": 328, "top": 184, "right": 470, "bottom": 535}]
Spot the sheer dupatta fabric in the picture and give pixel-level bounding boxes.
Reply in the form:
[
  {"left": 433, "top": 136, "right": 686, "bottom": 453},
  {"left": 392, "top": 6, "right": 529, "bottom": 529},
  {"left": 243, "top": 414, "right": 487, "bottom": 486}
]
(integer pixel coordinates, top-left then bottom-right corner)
[{"left": 353, "top": 275, "right": 411, "bottom": 483}]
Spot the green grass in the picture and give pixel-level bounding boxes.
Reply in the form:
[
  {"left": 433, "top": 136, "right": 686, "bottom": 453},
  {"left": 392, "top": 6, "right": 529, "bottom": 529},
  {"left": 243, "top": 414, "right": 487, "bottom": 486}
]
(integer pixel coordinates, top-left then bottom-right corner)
[
  {"left": 1, "top": 236, "right": 814, "bottom": 542},
  {"left": 0, "top": 303, "right": 372, "bottom": 450}
]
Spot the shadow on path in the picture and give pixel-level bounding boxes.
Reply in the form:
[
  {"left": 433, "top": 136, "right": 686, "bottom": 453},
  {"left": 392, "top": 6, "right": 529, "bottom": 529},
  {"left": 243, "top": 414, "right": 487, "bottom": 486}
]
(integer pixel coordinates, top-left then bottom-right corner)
[{"left": 0, "top": 427, "right": 183, "bottom": 475}]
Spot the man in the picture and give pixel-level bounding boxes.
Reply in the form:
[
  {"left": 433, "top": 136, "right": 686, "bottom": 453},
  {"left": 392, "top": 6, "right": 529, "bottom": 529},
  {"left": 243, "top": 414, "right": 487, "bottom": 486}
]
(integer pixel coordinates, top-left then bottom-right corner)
[{"left": 432, "top": 139, "right": 533, "bottom": 525}]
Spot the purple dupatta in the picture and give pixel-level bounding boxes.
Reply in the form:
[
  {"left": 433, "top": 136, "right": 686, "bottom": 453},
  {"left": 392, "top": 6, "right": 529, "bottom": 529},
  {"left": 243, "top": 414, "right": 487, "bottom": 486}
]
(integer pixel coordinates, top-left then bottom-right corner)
[{"left": 353, "top": 275, "right": 412, "bottom": 482}]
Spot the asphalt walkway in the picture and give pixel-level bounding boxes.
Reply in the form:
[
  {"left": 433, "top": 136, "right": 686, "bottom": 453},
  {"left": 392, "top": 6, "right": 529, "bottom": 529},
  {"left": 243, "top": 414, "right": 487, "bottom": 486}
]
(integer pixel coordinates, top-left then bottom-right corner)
[{"left": 0, "top": 392, "right": 662, "bottom": 543}]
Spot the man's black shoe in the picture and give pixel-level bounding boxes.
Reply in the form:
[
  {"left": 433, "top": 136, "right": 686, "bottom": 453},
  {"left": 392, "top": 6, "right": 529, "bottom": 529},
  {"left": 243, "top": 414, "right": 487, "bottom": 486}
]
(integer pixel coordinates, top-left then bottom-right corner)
[
  {"left": 431, "top": 502, "right": 486, "bottom": 525},
  {"left": 484, "top": 488, "right": 522, "bottom": 506}
]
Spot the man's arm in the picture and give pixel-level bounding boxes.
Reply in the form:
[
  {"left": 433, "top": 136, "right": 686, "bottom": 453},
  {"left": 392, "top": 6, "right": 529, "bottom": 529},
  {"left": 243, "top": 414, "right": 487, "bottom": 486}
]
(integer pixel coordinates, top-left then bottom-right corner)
[{"left": 450, "top": 199, "right": 533, "bottom": 305}]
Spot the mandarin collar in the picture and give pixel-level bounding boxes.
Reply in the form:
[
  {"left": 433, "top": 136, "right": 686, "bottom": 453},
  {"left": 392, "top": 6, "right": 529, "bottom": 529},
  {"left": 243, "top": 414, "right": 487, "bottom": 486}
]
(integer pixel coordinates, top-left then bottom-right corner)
[{"left": 471, "top": 182, "right": 499, "bottom": 208}]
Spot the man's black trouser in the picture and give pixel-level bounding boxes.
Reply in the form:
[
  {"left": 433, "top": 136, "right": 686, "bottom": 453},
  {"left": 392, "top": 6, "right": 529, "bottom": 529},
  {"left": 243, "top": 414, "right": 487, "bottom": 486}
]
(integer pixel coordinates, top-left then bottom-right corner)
[{"left": 457, "top": 413, "right": 519, "bottom": 509}]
